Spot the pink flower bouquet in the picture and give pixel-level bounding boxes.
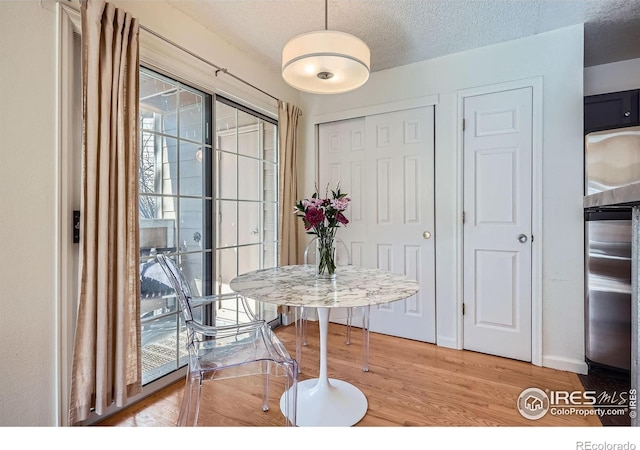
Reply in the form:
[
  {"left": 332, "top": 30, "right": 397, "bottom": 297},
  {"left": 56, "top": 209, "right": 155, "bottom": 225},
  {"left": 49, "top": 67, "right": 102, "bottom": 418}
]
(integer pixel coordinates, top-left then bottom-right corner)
[{"left": 295, "top": 186, "right": 350, "bottom": 277}]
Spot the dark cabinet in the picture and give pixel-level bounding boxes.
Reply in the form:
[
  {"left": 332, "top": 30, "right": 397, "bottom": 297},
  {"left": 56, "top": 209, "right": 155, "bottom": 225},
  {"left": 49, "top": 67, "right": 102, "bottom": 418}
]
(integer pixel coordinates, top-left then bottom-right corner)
[{"left": 584, "top": 89, "right": 640, "bottom": 133}]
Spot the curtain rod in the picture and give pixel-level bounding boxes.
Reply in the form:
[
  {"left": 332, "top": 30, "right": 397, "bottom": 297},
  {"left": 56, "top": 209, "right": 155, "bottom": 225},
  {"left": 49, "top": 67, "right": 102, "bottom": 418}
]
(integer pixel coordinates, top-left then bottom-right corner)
[
  {"left": 138, "top": 24, "right": 280, "bottom": 104},
  {"left": 59, "top": 0, "right": 302, "bottom": 112}
]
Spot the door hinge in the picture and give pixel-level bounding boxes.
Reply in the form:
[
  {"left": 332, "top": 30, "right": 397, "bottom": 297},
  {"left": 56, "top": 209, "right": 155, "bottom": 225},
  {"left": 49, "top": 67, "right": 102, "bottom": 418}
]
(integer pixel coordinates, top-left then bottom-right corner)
[
  {"left": 462, "top": 211, "right": 466, "bottom": 224},
  {"left": 462, "top": 303, "right": 465, "bottom": 315},
  {"left": 531, "top": 235, "right": 534, "bottom": 243},
  {"left": 462, "top": 118, "right": 466, "bottom": 131}
]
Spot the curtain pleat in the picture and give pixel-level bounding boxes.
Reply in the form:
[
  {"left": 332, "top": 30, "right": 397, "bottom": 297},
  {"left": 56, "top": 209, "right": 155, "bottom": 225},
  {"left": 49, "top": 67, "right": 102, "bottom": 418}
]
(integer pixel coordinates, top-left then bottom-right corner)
[
  {"left": 277, "top": 101, "right": 302, "bottom": 266},
  {"left": 68, "top": 0, "right": 141, "bottom": 425}
]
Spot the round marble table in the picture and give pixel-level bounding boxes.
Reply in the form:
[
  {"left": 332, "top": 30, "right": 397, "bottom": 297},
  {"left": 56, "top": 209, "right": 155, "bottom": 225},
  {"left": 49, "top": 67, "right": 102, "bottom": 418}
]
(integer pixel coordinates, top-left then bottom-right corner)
[{"left": 229, "top": 264, "right": 419, "bottom": 427}]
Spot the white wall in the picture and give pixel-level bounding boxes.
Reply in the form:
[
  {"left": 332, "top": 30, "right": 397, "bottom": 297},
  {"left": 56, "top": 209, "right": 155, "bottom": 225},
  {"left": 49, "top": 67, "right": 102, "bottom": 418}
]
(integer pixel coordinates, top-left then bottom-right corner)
[
  {"left": 299, "top": 25, "right": 586, "bottom": 373},
  {"left": 0, "top": 0, "right": 299, "bottom": 426},
  {"left": 0, "top": 1, "right": 58, "bottom": 426},
  {"left": 584, "top": 58, "right": 640, "bottom": 96}
]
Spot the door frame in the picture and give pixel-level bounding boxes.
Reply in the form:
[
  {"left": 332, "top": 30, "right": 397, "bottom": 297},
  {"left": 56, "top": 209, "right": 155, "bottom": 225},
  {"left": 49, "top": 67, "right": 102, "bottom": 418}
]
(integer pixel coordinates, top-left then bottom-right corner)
[{"left": 456, "top": 77, "right": 543, "bottom": 367}]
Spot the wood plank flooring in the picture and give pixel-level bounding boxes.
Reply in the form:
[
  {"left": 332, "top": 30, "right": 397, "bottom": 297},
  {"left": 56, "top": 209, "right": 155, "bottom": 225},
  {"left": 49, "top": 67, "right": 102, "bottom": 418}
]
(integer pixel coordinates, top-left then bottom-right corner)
[{"left": 99, "top": 322, "right": 601, "bottom": 427}]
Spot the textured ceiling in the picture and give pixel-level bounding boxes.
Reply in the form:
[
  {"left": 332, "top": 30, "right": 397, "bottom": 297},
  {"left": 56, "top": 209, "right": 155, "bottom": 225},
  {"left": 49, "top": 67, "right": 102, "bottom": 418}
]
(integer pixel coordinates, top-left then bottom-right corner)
[{"left": 166, "top": 0, "right": 640, "bottom": 76}]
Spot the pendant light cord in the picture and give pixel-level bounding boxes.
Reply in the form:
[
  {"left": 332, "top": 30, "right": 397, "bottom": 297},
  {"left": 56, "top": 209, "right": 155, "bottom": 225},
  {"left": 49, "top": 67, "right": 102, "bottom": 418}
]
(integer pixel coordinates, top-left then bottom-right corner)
[{"left": 325, "top": 0, "right": 328, "bottom": 30}]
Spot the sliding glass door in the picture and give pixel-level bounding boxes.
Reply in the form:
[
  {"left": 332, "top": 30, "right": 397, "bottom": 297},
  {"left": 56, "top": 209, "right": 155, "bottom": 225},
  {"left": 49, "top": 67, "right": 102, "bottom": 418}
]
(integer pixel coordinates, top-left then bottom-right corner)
[{"left": 138, "top": 68, "right": 279, "bottom": 385}]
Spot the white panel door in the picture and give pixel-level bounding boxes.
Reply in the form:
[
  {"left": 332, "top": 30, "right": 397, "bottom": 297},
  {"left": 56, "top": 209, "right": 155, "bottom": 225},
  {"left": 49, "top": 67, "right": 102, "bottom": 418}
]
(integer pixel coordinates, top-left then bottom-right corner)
[
  {"left": 318, "top": 117, "right": 367, "bottom": 267},
  {"left": 318, "top": 106, "right": 435, "bottom": 343},
  {"left": 463, "top": 87, "right": 533, "bottom": 361},
  {"left": 317, "top": 118, "right": 367, "bottom": 327}
]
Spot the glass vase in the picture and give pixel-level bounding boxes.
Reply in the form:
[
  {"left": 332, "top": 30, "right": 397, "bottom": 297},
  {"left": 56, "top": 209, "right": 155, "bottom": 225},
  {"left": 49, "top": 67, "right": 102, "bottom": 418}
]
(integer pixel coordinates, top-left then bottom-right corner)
[{"left": 315, "top": 235, "right": 337, "bottom": 280}]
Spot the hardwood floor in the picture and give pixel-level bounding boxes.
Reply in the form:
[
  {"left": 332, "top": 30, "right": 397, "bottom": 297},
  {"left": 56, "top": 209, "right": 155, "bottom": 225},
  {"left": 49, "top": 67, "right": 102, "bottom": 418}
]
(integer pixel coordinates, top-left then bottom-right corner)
[{"left": 99, "top": 322, "right": 601, "bottom": 427}]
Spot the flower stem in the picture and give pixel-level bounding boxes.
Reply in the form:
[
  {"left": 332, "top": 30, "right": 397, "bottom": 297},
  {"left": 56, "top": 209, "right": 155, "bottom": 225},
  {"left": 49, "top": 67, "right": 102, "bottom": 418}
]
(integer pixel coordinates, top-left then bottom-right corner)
[{"left": 317, "top": 231, "right": 337, "bottom": 276}]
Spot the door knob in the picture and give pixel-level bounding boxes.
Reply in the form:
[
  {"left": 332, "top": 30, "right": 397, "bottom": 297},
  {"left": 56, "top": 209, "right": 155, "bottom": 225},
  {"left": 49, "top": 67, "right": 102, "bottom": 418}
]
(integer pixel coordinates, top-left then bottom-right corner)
[
  {"left": 517, "top": 234, "right": 528, "bottom": 243},
  {"left": 423, "top": 231, "right": 431, "bottom": 239}
]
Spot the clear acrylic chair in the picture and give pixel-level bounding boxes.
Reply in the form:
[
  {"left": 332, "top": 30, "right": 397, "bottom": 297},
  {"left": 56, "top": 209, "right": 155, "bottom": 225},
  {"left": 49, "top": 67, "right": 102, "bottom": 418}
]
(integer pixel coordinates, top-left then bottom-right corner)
[
  {"left": 156, "top": 254, "right": 298, "bottom": 426},
  {"left": 297, "top": 237, "right": 371, "bottom": 371}
]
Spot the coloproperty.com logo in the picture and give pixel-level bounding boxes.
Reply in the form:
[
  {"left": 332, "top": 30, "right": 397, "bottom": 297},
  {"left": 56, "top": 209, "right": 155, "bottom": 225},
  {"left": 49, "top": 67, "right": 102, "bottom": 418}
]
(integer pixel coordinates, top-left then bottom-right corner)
[{"left": 517, "top": 387, "right": 637, "bottom": 420}]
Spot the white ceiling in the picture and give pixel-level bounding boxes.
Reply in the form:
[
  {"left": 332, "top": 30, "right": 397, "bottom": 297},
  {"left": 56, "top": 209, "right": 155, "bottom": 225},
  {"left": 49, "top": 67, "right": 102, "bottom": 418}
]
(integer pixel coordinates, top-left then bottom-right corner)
[{"left": 166, "top": 0, "right": 640, "bottom": 76}]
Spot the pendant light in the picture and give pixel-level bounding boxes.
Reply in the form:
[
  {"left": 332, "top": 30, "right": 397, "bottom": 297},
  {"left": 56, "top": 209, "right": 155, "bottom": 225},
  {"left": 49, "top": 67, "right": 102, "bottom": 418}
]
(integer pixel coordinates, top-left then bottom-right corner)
[{"left": 281, "top": 0, "right": 370, "bottom": 94}]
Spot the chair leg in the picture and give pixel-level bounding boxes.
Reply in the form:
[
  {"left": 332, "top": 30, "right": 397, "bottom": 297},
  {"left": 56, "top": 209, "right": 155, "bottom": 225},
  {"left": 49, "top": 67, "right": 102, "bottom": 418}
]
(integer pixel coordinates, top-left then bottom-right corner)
[
  {"left": 302, "top": 309, "right": 308, "bottom": 346},
  {"left": 345, "top": 307, "right": 353, "bottom": 345},
  {"left": 294, "top": 306, "right": 304, "bottom": 373},
  {"left": 283, "top": 359, "right": 298, "bottom": 426},
  {"left": 177, "top": 371, "right": 202, "bottom": 426},
  {"left": 362, "top": 305, "right": 370, "bottom": 372},
  {"left": 177, "top": 374, "right": 190, "bottom": 426},
  {"left": 262, "top": 360, "right": 270, "bottom": 412}
]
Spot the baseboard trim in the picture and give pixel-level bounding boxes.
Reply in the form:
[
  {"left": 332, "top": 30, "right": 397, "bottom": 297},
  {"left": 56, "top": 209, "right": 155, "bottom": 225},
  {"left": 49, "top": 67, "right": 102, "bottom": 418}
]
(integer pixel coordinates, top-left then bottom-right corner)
[
  {"left": 280, "top": 312, "right": 295, "bottom": 326},
  {"left": 542, "top": 355, "right": 588, "bottom": 375}
]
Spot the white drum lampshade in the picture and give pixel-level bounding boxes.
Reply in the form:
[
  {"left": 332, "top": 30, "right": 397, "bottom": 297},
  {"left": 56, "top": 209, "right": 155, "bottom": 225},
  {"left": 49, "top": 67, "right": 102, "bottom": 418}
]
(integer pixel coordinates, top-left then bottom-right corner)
[{"left": 282, "top": 30, "right": 370, "bottom": 94}]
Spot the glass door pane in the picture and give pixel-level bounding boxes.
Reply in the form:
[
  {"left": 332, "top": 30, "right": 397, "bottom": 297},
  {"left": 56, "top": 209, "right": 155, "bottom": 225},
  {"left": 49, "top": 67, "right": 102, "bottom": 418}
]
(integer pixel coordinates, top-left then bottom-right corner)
[
  {"left": 215, "top": 98, "right": 278, "bottom": 322},
  {"left": 139, "top": 68, "right": 212, "bottom": 385}
]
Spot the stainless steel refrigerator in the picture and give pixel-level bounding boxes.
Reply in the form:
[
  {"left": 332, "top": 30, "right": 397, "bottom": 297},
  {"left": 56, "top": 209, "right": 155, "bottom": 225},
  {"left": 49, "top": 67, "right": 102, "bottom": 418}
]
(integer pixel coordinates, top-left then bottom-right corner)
[
  {"left": 585, "top": 209, "right": 631, "bottom": 371},
  {"left": 584, "top": 125, "right": 640, "bottom": 372}
]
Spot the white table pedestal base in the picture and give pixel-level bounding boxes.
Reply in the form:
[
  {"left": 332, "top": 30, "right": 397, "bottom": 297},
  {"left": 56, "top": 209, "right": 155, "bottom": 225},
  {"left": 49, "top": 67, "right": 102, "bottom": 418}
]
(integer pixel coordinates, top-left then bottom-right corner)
[{"left": 280, "top": 377, "right": 368, "bottom": 427}]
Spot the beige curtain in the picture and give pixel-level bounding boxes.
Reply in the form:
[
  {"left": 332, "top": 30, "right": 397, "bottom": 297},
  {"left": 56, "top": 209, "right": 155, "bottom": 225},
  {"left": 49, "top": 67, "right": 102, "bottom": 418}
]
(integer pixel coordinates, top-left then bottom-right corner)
[
  {"left": 277, "top": 100, "right": 302, "bottom": 265},
  {"left": 68, "top": 0, "right": 141, "bottom": 425}
]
